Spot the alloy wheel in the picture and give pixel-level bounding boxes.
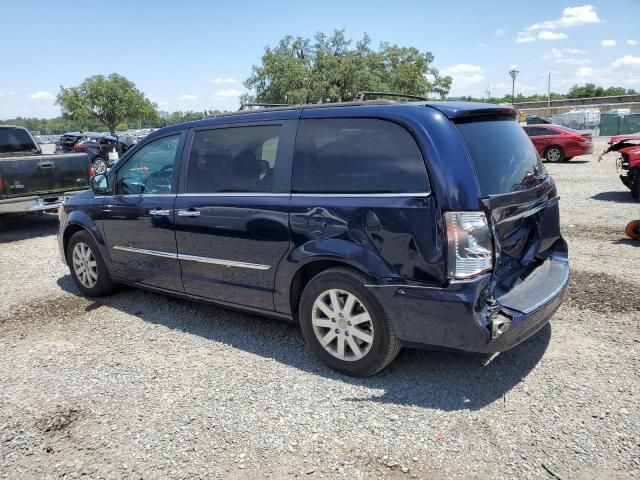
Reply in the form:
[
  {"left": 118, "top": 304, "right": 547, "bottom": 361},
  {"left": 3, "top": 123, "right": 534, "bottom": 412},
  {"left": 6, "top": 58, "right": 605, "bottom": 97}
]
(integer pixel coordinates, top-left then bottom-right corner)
[
  {"left": 547, "top": 148, "right": 562, "bottom": 162},
  {"left": 311, "top": 289, "right": 374, "bottom": 361},
  {"left": 72, "top": 242, "right": 98, "bottom": 289},
  {"left": 93, "top": 158, "right": 107, "bottom": 175}
]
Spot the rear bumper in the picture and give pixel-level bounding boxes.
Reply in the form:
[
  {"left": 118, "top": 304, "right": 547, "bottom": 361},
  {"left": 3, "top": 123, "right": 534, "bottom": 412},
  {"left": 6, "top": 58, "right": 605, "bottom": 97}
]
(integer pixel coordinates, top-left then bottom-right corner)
[
  {"left": 0, "top": 191, "right": 85, "bottom": 214},
  {"left": 368, "top": 257, "right": 569, "bottom": 353}
]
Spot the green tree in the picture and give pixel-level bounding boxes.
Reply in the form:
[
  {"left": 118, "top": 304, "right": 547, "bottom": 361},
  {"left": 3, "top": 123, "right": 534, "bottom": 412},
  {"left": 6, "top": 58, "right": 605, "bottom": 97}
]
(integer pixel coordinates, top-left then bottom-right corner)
[
  {"left": 56, "top": 74, "right": 158, "bottom": 134},
  {"left": 566, "top": 83, "right": 636, "bottom": 99},
  {"left": 244, "top": 30, "right": 452, "bottom": 104}
]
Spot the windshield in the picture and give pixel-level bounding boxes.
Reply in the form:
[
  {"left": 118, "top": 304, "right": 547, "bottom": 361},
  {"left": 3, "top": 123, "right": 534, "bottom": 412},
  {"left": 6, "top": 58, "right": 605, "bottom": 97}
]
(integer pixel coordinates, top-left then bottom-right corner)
[{"left": 456, "top": 119, "right": 546, "bottom": 196}]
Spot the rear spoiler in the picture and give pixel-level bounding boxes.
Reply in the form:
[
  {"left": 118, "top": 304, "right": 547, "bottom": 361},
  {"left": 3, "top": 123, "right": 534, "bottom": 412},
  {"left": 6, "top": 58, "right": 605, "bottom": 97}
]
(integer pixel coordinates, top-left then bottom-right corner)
[{"left": 427, "top": 104, "right": 517, "bottom": 121}]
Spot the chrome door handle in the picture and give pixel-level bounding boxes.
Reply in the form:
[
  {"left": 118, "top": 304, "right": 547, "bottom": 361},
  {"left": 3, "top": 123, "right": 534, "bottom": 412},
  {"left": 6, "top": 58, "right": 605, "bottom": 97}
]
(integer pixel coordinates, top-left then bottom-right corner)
[
  {"left": 177, "top": 209, "right": 201, "bottom": 217},
  {"left": 149, "top": 209, "right": 171, "bottom": 216}
]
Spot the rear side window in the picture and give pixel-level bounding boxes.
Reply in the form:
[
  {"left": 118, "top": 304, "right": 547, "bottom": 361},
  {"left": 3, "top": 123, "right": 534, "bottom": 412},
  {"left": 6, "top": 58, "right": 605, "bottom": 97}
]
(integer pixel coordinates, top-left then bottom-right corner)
[
  {"left": 186, "top": 125, "right": 281, "bottom": 193},
  {"left": 456, "top": 119, "right": 545, "bottom": 196},
  {"left": 292, "top": 118, "right": 429, "bottom": 194}
]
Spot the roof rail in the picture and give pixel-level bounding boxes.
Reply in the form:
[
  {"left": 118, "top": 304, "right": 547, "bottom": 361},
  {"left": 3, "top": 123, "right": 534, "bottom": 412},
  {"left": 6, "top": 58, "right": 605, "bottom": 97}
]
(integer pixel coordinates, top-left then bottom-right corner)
[
  {"left": 353, "top": 91, "right": 429, "bottom": 102},
  {"left": 239, "top": 102, "right": 290, "bottom": 111}
]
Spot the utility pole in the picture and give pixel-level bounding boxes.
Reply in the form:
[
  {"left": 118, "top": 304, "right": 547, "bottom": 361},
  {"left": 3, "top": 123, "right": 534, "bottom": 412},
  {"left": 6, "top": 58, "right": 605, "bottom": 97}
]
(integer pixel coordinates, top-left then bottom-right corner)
[
  {"left": 484, "top": 84, "right": 491, "bottom": 101},
  {"left": 509, "top": 66, "right": 519, "bottom": 106},
  {"left": 547, "top": 72, "right": 551, "bottom": 117}
]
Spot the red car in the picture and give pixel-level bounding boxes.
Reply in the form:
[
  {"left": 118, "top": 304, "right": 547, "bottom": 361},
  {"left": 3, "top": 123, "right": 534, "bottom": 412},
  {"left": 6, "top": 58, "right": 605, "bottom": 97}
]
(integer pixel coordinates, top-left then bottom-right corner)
[
  {"left": 599, "top": 134, "right": 640, "bottom": 199},
  {"left": 522, "top": 124, "right": 594, "bottom": 162}
]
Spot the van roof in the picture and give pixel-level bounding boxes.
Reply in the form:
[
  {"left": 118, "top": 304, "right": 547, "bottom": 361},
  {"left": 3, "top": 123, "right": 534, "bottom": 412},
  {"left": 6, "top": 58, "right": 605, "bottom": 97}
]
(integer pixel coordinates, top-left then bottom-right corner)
[{"left": 141, "top": 100, "right": 517, "bottom": 142}]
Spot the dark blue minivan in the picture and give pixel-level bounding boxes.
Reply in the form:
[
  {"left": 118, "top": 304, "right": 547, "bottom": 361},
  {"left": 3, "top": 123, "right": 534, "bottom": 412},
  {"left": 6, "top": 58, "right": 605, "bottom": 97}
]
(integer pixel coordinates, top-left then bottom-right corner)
[{"left": 58, "top": 101, "right": 569, "bottom": 376}]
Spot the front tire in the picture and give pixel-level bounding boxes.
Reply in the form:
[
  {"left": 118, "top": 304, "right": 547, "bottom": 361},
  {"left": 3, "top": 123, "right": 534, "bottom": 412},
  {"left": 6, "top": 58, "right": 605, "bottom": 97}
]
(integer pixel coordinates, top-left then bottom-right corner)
[
  {"left": 67, "top": 230, "right": 116, "bottom": 297},
  {"left": 299, "top": 267, "right": 400, "bottom": 377},
  {"left": 544, "top": 146, "right": 565, "bottom": 163}
]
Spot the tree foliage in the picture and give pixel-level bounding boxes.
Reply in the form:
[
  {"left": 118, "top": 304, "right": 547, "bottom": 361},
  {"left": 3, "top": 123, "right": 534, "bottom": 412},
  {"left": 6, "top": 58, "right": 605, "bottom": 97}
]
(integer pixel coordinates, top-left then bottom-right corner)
[
  {"left": 451, "top": 84, "right": 638, "bottom": 105},
  {"left": 244, "top": 31, "right": 453, "bottom": 104},
  {"left": 56, "top": 74, "right": 158, "bottom": 134},
  {"left": 566, "top": 83, "right": 637, "bottom": 99}
]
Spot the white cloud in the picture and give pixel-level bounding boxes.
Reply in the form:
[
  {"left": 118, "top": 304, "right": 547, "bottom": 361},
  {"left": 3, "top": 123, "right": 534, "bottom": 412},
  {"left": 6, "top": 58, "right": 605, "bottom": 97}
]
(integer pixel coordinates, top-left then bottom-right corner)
[
  {"left": 601, "top": 39, "right": 616, "bottom": 47},
  {"left": 627, "top": 40, "right": 638, "bottom": 46},
  {"left": 442, "top": 64, "right": 483, "bottom": 75},
  {"left": 478, "top": 42, "right": 488, "bottom": 47},
  {"left": 544, "top": 47, "right": 586, "bottom": 59},
  {"left": 538, "top": 31, "right": 568, "bottom": 41},
  {"left": 176, "top": 94, "right": 198, "bottom": 101},
  {"left": 209, "top": 77, "right": 239, "bottom": 84},
  {"left": 495, "top": 28, "right": 505, "bottom": 37},
  {"left": 29, "top": 91, "right": 54, "bottom": 100},
  {"left": 441, "top": 64, "right": 485, "bottom": 92},
  {"left": 555, "top": 58, "right": 590, "bottom": 65},
  {"left": 526, "top": 5, "right": 600, "bottom": 31},
  {"left": 611, "top": 55, "right": 640, "bottom": 69},
  {"left": 516, "top": 34, "right": 536, "bottom": 43},
  {"left": 576, "top": 66, "right": 594, "bottom": 78},
  {"left": 212, "top": 88, "right": 242, "bottom": 98},
  {"left": 544, "top": 47, "right": 589, "bottom": 65},
  {"left": 516, "top": 5, "right": 600, "bottom": 43}
]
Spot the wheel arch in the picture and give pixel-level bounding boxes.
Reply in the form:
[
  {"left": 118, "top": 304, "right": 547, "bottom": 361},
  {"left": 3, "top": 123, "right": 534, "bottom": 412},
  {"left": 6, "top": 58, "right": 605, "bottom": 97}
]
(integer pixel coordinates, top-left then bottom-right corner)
[
  {"left": 284, "top": 257, "right": 381, "bottom": 321},
  {"left": 62, "top": 212, "right": 109, "bottom": 264}
]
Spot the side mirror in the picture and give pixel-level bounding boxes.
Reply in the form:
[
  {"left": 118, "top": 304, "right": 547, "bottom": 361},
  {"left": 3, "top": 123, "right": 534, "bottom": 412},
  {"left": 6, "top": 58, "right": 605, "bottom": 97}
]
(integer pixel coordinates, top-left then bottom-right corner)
[{"left": 91, "top": 174, "right": 110, "bottom": 195}]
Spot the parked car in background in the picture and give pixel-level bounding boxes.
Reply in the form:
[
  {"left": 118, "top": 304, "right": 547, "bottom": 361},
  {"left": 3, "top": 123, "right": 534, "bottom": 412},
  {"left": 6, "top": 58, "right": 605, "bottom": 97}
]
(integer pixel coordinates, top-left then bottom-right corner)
[
  {"left": 74, "top": 135, "right": 135, "bottom": 174},
  {"left": 0, "top": 126, "right": 93, "bottom": 214},
  {"left": 58, "top": 100, "right": 569, "bottom": 376},
  {"left": 522, "top": 124, "right": 593, "bottom": 162},
  {"left": 56, "top": 132, "right": 103, "bottom": 153},
  {"left": 598, "top": 134, "right": 640, "bottom": 199}
]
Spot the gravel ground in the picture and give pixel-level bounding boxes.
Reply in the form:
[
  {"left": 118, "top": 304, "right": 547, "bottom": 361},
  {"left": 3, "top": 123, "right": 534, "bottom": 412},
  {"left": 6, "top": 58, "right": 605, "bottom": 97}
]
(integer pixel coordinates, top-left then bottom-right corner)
[{"left": 0, "top": 137, "right": 638, "bottom": 479}]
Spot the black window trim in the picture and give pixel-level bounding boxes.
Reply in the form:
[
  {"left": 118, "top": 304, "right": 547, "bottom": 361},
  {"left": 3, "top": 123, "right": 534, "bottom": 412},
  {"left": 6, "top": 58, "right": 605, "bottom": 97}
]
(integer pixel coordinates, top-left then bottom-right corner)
[{"left": 178, "top": 119, "right": 297, "bottom": 195}]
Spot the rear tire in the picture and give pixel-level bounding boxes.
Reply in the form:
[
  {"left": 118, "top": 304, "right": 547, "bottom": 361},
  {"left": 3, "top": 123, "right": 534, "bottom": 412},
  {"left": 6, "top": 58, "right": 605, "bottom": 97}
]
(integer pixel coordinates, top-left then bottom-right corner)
[
  {"left": 67, "top": 230, "right": 116, "bottom": 297},
  {"left": 544, "top": 146, "right": 565, "bottom": 163},
  {"left": 299, "top": 267, "right": 400, "bottom": 377}
]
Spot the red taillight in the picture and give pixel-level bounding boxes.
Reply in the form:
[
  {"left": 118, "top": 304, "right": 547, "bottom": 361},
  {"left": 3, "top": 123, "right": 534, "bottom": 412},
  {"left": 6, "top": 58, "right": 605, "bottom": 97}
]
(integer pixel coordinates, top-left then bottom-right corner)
[
  {"left": 88, "top": 166, "right": 95, "bottom": 178},
  {"left": 0, "top": 176, "right": 4, "bottom": 192},
  {"left": 74, "top": 144, "right": 89, "bottom": 152}
]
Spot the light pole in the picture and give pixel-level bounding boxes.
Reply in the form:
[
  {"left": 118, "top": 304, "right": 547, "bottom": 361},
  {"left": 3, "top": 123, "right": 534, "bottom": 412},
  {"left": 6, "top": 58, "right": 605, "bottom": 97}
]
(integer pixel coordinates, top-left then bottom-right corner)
[{"left": 509, "top": 66, "right": 519, "bottom": 105}]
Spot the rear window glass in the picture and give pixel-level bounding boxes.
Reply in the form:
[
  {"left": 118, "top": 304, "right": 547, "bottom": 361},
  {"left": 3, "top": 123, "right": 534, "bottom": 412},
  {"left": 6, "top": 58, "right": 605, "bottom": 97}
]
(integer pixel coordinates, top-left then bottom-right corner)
[
  {"left": 292, "top": 118, "right": 429, "bottom": 194},
  {"left": 0, "top": 128, "right": 36, "bottom": 153},
  {"left": 455, "top": 119, "right": 546, "bottom": 196}
]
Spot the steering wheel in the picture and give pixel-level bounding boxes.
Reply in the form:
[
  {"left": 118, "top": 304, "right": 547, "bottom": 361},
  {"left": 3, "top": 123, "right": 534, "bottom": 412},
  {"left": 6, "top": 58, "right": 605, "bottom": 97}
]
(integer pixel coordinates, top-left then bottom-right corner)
[{"left": 144, "top": 166, "right": 173, "bottom": 193}]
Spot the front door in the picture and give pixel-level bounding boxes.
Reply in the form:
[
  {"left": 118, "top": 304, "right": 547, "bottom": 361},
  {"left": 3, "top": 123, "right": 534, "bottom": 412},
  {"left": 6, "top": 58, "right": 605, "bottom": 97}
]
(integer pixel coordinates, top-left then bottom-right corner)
[
  {"left": 100, "top": 132, "right": 184, "bottom": 291},
  {"left": 174, "top": 122, "right": 295, "bottom": 311}
]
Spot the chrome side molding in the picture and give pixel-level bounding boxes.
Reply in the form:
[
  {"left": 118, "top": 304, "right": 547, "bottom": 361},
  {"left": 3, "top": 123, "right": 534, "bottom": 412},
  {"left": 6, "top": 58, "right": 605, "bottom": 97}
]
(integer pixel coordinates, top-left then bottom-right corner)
[
  {"left": 177, "top": 253, "right": 270, "bottom": 270},
  {"left": 112, "top": 246, "right": 270, "bottom": 270}
]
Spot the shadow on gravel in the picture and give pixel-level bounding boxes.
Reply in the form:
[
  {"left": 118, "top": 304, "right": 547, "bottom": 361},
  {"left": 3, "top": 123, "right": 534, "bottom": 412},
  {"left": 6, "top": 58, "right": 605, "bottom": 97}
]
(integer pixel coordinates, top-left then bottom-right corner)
[
  {"left": 57, "top": 275, "right": 550, "bottom": 412},
  {"left": 0, "top": 213, "right": 59, "bottom": 244},
  {"left": 546, "top": 160, "right": 589, "bottom": 165},
  {"left": 591, "top": 191, "right": 638, "bottom": 204},
  {"left": 613, "top": 238, "right": 639, "bottom": 247}
]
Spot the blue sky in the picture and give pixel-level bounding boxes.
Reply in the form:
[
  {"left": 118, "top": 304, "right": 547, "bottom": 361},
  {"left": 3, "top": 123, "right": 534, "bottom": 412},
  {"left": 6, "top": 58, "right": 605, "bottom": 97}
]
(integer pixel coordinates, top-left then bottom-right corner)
[{"left": 1, "top": 1, "right": 639, "bottom": 118}]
